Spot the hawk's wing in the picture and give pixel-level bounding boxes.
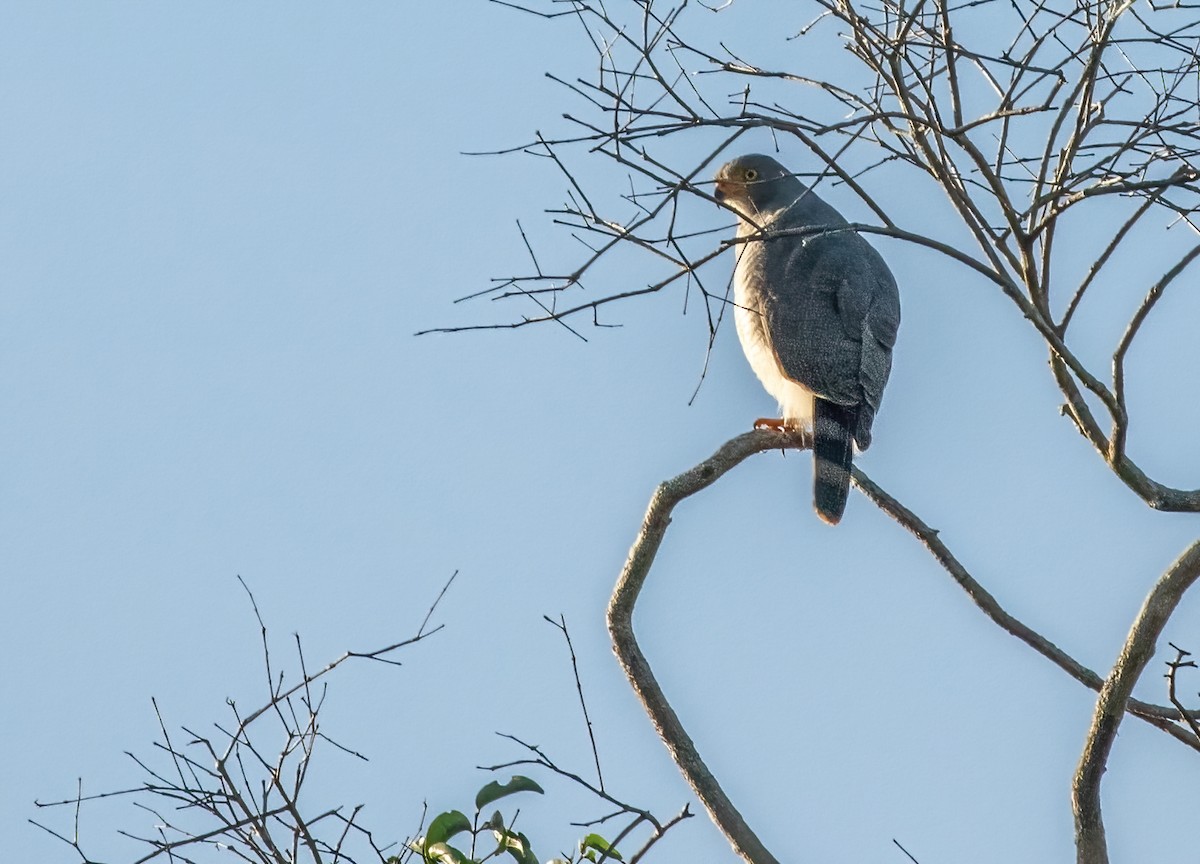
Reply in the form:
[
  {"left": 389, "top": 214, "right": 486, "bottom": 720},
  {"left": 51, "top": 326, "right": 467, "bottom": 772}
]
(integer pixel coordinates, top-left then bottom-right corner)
[{"left": 760, "top": 224, "right": 899, "bottom": 448}]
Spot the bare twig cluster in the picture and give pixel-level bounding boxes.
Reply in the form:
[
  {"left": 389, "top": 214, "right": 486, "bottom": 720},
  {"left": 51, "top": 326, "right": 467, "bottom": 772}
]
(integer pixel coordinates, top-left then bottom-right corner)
[
  {"left": 482, "top": 733, "right": 691, "bottom": 864},
  {"left": 33, "top": 575, "right": 457, "bottom": 864},
  {"left": 1165, "top": 643, "right": 1200, "bottom": 740},
  {"left": 481, "top": 616, "right": 693, "bottom": 864},
  {"left": 452, "top": 0, "right": 1199, "bottom": 505},
  {"left": 33, "top": 578, "right": 689, "bottom": 864}
]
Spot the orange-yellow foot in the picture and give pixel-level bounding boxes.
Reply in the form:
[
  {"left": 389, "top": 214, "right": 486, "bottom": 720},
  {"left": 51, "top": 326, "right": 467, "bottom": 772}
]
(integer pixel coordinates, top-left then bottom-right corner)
[{"left": 754, "top": 417, "right": 789, "bottom": 432}]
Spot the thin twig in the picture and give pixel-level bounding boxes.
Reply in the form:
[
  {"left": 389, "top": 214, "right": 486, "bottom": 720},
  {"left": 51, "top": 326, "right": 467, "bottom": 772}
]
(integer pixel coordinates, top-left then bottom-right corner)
[{"left": 545, "top": 615, "right": 606, "bottom": 792}]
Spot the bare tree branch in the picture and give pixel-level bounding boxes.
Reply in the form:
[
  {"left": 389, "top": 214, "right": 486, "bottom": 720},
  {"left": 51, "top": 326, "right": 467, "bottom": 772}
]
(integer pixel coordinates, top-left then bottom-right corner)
[
  {"left": 608, "top": 431, "right": 1200, "bottom": 863},
  {"left": 608, "top": 430, "right": 794, "bottom": 864},
  {"left": 457, "top": 0, "right": 1200, "bottom": 512},
  {"left": 1072, "top": 540, "right": 1200, "bottom": 864}
]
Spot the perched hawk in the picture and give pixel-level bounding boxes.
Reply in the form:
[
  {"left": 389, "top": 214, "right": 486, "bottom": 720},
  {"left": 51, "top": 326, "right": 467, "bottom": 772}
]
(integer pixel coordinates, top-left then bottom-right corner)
[{"left": 715, "top": 154, "right": 900, "bottom": 524}]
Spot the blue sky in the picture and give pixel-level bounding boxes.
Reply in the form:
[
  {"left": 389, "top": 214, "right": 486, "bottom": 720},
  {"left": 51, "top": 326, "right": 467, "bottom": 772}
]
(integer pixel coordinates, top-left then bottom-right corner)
[{"left": 4, "top": 3, "right": 1200, "bottom": 863}]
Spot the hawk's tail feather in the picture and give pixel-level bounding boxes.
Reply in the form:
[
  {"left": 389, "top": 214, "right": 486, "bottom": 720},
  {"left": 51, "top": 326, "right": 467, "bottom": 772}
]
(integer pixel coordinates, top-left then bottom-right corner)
[{"left": 813, "top": 400, "right": 855, "bottom": 525}]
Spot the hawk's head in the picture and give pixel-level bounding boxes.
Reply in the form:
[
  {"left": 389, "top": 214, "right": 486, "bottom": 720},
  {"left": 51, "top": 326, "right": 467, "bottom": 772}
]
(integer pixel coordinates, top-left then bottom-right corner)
[{"left": 713, "top": 153, "right": 801, "bottom": 220}]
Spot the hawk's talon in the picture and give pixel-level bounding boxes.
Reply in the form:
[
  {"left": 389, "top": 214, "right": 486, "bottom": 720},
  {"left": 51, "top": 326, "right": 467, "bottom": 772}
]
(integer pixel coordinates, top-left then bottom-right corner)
[{"left": 754, "top": 417, "right": 788, "bottom": 432}]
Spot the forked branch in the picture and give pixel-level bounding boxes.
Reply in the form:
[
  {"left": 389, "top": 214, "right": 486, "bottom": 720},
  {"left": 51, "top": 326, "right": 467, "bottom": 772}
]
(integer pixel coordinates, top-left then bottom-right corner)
[{"left": 608, "top": 432, "right": 1200, "bottom": 863}]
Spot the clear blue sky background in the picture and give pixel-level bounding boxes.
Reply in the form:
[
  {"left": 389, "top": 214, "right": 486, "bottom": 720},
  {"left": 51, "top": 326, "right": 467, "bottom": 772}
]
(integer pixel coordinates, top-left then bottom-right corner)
[{"left": 4, "top": 3, "right": 1200, "bottom": 863}]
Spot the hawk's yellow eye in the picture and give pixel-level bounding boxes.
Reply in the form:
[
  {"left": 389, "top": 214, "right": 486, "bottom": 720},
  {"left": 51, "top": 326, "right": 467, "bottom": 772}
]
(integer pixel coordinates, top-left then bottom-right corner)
[{"left": 744, "top": 168, "right": 759, "bottom": 182}]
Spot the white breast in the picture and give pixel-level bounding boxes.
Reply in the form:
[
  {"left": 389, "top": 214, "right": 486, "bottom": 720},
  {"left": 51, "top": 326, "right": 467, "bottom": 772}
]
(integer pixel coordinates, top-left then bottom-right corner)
[{"left": 732, "top": 239, "right": 814, "bottom": 430}]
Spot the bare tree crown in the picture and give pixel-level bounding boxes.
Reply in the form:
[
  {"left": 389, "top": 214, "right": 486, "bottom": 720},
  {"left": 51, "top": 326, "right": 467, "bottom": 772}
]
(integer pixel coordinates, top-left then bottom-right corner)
[{"left": 449, "top": 0, "right": 1199, "bottom": 511}]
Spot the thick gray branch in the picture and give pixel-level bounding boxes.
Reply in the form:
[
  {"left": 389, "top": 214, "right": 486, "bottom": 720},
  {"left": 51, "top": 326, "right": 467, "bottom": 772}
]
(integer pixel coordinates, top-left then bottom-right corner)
[
  {"left": 1072, "top": 540, "right": 1200, "bottom": 864},
  {"left": 608, "top": 430, "right": 789, "bottom": 864}
]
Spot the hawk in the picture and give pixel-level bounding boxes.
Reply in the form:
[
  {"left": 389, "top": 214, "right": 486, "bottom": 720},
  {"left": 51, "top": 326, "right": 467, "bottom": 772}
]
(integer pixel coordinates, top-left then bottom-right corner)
[{"left": 715, "top": 154, "right": 900, "bottom": 524}]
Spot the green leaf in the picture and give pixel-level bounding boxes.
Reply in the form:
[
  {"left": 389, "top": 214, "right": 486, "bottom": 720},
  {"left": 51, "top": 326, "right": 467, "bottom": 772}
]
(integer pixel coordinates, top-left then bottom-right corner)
[
  {"left": 425, "top": 842, "right": 472, "bottom": 864},
  {"left": 426, "top": 810, "right": 472, "bottom": 846},
  {"left": 475, "top": 775, "right": 545, "bottom": 810},
  {"left": 580, "top": 834, "right": 623, "bottom": 862},
  {"left": 493, "top": 828, "right": 539, "bottom": 864}
]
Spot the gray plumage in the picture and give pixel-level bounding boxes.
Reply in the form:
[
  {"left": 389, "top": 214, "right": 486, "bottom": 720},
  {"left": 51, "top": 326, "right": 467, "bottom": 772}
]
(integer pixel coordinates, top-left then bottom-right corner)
[{"left": 714, "top": 154, "right": 900, "bottom": 524}]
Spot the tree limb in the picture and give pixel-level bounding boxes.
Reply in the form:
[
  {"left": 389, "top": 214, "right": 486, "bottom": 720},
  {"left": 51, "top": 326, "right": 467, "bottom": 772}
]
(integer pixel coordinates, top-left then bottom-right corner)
[
  {"left": 608, "top": 430, "right": 790, "bottom": 864},
  {"left": 1072, "top": 540, "right": 1200, "bottom": 864},
  {"left": 608, "top": 432, "right": 1200, "bottom": 862}
]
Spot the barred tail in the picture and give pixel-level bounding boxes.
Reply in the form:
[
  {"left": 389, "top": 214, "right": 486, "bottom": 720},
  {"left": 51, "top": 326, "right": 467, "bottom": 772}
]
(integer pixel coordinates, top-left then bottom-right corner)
[{"left": 813, "top": 400, "right": 855, "bottom": 525}]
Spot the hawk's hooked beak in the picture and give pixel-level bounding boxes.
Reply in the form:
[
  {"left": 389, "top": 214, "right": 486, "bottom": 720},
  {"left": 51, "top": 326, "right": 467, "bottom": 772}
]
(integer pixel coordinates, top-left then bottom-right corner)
[{"left": 713, "top": 178, "right": 733, "bottom": 204}]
